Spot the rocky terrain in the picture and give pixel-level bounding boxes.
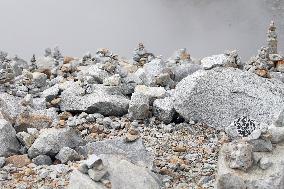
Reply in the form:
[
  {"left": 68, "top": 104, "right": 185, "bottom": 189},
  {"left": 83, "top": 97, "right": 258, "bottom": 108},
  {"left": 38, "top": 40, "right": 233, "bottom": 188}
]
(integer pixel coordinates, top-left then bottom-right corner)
[{"left": 0, "top": 21, "right": 284, "bottom": 189}]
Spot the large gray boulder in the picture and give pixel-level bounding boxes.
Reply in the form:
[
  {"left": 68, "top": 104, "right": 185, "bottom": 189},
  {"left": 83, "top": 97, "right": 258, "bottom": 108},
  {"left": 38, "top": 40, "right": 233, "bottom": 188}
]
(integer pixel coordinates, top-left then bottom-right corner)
[
  {"left": 0, "top": 119, "right": 20, "bottom": 157},
  {"left": 28, "top": 127, "right": 84, "bottom": 158},
  {"left": 174, "top": 68, "right": 284, "bottom": 129},
  {"left": 60, "top": 82, "right": 129, "bottom": 116}
]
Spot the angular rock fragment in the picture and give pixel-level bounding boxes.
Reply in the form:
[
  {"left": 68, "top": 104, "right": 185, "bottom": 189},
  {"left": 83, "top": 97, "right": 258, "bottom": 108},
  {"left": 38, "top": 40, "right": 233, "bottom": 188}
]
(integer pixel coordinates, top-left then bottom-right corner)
[
  {"left": 128, "top": 92, "right": 149, "bottom": 120},
  {"left": 227, "top": 141, "right": 253, "bottom": 171},
  {"left": 32, "top": 155, "right": 52, "bottom": 166},
  {"left": 153, "top": 97, "right": 175, "bottom": 124},
  {"left": 78, "top": 138, "right": 154, "bottom": 169},
  {"left": 60, "top": 82, "right": 129, "bottom": 116},
  {"left": 0, "top": 119, "right": 20, "bottom": 157},
  {"left": 68, "top": 170, "right": 107, "bottom": 189},
  {"left": 28, "top": 127, "right": 84, "bottom": 158},
  {"left": 135, "top": 85, "right": 166, "bottom": 105},
  {"left": 55, "top": 147, "right": 80, "bottom": 164}
]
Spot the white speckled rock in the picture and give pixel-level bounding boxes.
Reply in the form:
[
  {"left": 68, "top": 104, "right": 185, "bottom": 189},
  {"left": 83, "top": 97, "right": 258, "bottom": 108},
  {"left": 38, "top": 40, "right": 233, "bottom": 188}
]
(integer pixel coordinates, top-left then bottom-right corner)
[
  {"left": 174, "top": 68, "right": 284, "bottom": 129},
  {"left": 153, "top": 97, "right": 175, "bottom": 124},
  {"left": 128, "top": 92, "right": 149, "bottom": 120},
  {"left": 201, "top": 54, "right": 227, "bottom": 70}
]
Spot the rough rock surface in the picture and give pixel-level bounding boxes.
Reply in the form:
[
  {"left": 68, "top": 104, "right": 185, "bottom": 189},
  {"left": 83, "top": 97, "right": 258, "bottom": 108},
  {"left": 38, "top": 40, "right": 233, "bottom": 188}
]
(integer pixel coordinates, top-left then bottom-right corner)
[
  {"left": 78, "top": 138, "right": 154, "bottom": 169},
  {"left": 101, "top": 154, "right": 161, "bottom": 189},
  {"left": 0, "top": 119, "right": 20, "bottom": 157},
  {"left": 128, "top": 92, "right": 149, "bottom": 120},
  {"left": 174, "top": 68, "right": 284, "bottom": 129},
  {"left": 153, "top": 97, "right": 175, "bottom": 124},
  {"left": 28, "top": 127, "right": 84, "bottom": 158},
  {"left": 68, "top": 170, "right": 106, "bottom": 189},
  {"left": 60, "top": 82, "right": 129, "bottom": 116}
]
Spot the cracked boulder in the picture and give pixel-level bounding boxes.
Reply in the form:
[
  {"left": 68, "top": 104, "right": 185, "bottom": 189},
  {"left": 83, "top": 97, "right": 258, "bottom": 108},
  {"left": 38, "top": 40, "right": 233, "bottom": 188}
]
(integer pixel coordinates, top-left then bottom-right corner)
[{"left": 174, "top": 68, "right": 284, "bottom": 129}]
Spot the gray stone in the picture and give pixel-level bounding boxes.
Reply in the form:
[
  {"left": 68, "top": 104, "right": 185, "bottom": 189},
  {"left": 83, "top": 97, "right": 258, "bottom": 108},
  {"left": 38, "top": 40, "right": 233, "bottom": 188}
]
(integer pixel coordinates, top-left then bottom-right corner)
[
  {"left": 103, "top": 74, "right": 121, "bottom": 86},
  {"left": 141, "top": 58, "right": 169, "bottom": 86},
  {"left": 16, "top": 132, "right": 35, "bottom": 148},
  {"left": 153, "top": 97, "right": 175, "bottom": 124},
  {"left": 110, "top": 122, "right": 121, "bottom": 130},
  {"left": 83, "top": 154, "right": 103, "bottom": 169},
  {"left": 102, "top": 117, "right": 112, "bottom": 128},
  {"left": 217, "top": 141, "right": 284, "bottom": 189},
  {"left": 172, "top": 63, "right": 203, "bottom": 82},
  {"left": 135, "top": 85, "right": 166, "bottom": 105},
  {"left": 88, "top": 168, "right": 107, "bottom": 182},
  {"left": 0, "top": 157, "right": 5, "bottom": 168},
  {"left": 174, "top": 68, "right": 284, "bottom": 129},
  {"left": 248, "top": 139, "right": 273, "bottom": 152},
  {"left": 201, "top": 54, "right": 236, "bottom": 70},
  {"left": 60, "top": 83, "right": 129, "bottom": 116},
  {"left": 28, "top": 127, "right": 84, "bottom": 158},
  {"left": 217, "top": 173, "right": 246, "bottom": 189},
  {"left": 268, "top": 125, "right": 284, "bottom": 143},
  {"left": 32, "top": 72, "right": 47, "bottom": 88},
  {"left": 78, "top": 138, "right": 154, "bottom": 169},
  {"left": 259, "top": 157, "right": 273, "bottom": 170},
  {"left": 0, "top": 93, "right": 22, "bottom": 124},
  {"left": 15, "top": 108, "right": 59, "bottom": 132},
  {"left": 274, "top": 109, "right": 284, "bottom": 127},
  {"left": 269, "top": 54, "right": 283, "bottom": 61},
  {"left": 32, "top": 155, "right": 52, "bottom": 165},
  {"left": 227, "top": 141, "right": 253, "bottom": 171},
  {"left": 128, "top": 92, "right": 149, "bottom": 120},
  {"left": 0, "top": 171, "right": 9, "bottom": 181},
  {"left": 78, "top": 163, "right": 89, "bottom": 174},
  {"left": 68, "top": 170, "right": 107, "bottom": 189},
  {"left": 100, "top": 154, "right": 161, "bottom": 189},
  {"left": 0, "top": 119, "right": 20, "bottom": 157},
  {"left": 55, "top": 147, "right": 80, "bottom": 164},
  {"left": 78, "top": 64, "right": 111, "bottom": 84},
  {"left": 42, "top": 84, "right": 60, "bottom": 101},
  {"left": 270, "top": 72, "right": 284, "bottom": 83}
]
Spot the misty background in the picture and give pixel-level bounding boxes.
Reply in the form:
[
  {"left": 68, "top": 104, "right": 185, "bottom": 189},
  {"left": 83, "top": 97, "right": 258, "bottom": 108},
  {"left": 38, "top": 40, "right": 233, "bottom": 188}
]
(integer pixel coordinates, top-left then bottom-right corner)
[{"left": 0, "top": 0, "right": 283, "bottom": 60}]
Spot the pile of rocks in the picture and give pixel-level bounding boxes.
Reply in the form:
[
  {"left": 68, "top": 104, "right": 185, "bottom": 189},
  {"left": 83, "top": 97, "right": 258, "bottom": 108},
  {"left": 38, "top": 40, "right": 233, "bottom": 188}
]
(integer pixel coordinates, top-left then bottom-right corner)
[
  {"left": 0, "top": 21, "right": 284, "bottom": 189},
  {"left": 217, "top": 118, "right": 284, "bottom": 189}
]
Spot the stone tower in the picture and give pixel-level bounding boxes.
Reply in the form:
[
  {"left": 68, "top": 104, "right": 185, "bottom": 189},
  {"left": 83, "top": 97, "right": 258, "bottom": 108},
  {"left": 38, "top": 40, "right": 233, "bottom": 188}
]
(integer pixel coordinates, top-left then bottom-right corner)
[{"left": 267, "top": 21, "right": 277, "bottom": 54}]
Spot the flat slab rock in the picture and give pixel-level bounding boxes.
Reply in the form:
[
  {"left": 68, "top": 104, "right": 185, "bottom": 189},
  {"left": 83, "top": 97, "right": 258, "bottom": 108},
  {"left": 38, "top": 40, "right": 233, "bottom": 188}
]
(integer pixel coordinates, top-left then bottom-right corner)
[
  {"left": 174, "top": 67, "right": 284, "bottom": 129},
  {"left": 60, "top": 82, "right": 129, "bottom": 116},
  {"left": 68, "top": 154, "right": 161, "bottom": 189},
  {"left": 77, "top": 138, "right": 154, "bottom": 169}
]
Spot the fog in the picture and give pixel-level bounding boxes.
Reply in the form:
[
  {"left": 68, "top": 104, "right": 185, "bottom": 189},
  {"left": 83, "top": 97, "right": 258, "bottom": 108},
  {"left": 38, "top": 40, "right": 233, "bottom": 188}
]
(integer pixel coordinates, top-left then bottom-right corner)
[{"left": 0, "top": 0, "right": 283, "bottom": 60}]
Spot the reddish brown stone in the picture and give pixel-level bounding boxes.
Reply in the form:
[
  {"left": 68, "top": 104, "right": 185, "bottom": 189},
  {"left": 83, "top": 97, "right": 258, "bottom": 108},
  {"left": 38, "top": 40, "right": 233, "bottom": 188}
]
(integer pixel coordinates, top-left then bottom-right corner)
[{"left": 5, "top": 155, "right": 31, "bottom": 168}]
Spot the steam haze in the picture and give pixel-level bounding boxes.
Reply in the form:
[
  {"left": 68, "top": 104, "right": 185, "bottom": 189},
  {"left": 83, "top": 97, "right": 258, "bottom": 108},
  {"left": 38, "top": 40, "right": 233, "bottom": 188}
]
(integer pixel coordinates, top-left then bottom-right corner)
[{"left": 0, "top": 0, "right": 283, "bottom": 60}]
